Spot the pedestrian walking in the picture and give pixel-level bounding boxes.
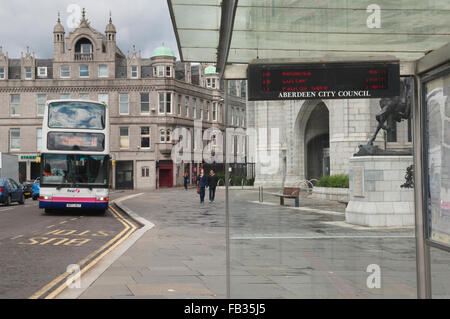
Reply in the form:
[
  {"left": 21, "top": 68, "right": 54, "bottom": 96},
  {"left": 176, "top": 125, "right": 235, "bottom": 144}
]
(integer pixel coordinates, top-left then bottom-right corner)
[
  {"left": 183, "top": 172, "right": 189, "bottom": 190},
  {"left": 207, "top": 169, "right": 219, "bottom": 203},
  {"left": 197, "top": 168, "right": 208, "bottom": 204}
]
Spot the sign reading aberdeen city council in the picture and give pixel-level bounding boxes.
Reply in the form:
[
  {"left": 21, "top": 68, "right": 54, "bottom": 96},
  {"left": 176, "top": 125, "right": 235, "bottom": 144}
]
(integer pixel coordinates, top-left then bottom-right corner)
[{"left": 247, "top": 61, "right": 400, "bottom": 101}]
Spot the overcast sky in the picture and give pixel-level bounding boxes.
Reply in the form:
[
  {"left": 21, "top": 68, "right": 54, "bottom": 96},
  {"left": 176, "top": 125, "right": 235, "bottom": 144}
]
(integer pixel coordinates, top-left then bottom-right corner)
[{"left": 0, "top": 0, "right": 179, "bottom": 59}]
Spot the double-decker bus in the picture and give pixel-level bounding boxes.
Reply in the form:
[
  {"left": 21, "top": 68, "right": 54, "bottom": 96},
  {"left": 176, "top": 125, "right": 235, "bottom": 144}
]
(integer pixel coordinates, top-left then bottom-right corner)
[{"left": 39, "top": 99, "right": 110, "bottom": 213}]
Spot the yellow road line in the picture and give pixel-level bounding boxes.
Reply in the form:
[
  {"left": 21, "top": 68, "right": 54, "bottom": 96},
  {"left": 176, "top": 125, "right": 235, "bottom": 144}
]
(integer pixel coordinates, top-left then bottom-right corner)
[
  {"left": 29, "top": 196, "right": 136, "bottom": 299},
  {"left": 44, "top": 205, "right": 136, "bottom": 299}
]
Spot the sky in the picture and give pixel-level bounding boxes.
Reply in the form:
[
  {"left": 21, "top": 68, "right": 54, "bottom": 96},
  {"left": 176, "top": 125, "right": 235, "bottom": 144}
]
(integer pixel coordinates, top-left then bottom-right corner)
[{"left": 0, "top": 0, "right": 180, "bottom": 59}]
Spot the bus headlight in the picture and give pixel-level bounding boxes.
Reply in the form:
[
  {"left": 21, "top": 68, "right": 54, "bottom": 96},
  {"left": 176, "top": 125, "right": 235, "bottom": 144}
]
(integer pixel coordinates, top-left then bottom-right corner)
[
  {"left": 96, "top": 196, "right": 109, "bottom": 201},
  {"left": 39, "top": 195, "right": 52, "bottom": 200}
]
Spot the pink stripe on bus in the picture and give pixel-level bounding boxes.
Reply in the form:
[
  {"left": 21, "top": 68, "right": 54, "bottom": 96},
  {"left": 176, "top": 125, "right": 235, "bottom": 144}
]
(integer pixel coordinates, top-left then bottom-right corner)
[{"left": 43, "top": 197, "right": 107, "bottom": 203}]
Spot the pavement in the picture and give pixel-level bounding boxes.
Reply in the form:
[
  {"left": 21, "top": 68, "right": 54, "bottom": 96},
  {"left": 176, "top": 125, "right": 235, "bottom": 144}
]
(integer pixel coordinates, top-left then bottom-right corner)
[{"left": 79, "top": 188, "right": 450, "bottom": 299}]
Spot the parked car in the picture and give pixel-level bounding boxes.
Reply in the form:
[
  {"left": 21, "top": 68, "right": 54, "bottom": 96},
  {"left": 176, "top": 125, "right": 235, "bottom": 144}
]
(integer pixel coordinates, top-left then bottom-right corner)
[
  {"left": 22, "top": 180, "right": 33, "bottom": 199},
  {"left": 0, "top": 178, "right": 25, "bottom": 205},
  {"left": 32, "top": 177, "right": 40, "bottom": 200}
]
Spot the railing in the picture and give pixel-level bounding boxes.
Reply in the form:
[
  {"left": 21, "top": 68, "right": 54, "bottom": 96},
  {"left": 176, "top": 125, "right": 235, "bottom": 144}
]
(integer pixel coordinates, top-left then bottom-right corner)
[{"left": 74, "top": 53, "right": 93, "bottom": 61}]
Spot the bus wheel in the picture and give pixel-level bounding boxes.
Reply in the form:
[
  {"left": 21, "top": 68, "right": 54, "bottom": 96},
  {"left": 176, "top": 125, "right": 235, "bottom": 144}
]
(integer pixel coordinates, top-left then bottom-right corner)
[{"left": 44, "top": 208, "right": 53, "bottom": 214}]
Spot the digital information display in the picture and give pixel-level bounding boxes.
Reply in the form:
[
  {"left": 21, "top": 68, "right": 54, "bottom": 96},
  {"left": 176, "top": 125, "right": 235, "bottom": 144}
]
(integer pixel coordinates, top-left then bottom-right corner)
[
  {"left": 248, "top": 61, "right": 400, "bottom": 101},
  {"left": 47, "top": 132, "right": 105, "bottom": 152}
]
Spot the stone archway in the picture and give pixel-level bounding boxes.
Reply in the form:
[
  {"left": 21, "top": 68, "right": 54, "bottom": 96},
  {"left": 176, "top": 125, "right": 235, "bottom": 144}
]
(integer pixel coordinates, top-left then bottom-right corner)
[{"left": 293, "top": 100, "right": 330, "bottom": 181}]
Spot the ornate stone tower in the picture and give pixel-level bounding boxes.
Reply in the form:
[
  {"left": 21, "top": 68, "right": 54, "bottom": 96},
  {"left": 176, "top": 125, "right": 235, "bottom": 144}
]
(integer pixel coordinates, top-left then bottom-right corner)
[
  {"left": 105, "top": 13, "right": 116, "bottom": 59},
  {"left": 53, "top": 13, "right": 65, "bottom": 57}
]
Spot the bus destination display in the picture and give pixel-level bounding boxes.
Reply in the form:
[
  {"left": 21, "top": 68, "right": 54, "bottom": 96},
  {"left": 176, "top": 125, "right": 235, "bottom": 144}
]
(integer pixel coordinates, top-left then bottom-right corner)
[
  {"left": 247, "top": 62, "right": 400, "bottom": 101},
  {"left": 47, "top": 132, "right": 105, "bottom": 152}
]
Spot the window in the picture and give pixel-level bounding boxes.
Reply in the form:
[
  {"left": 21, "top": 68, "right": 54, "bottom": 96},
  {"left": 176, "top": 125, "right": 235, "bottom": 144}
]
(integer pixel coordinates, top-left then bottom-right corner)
[
  {"left": 177, "top": 95, "right": 182, "bottom": 115},
  {"left": 166, "top": 66, "right": 171, "bottom": 77},
  {"left": 37, "top": 67, "right": 47, "bottom": 78},
  {"left": 25, "top": 67, "right": 32, "bottom": 79},
  {"left": 157, "top": 65, "right": 164, "bottom": 77},
  {"left": 0, "top": 67, "right": 5, "bottom": 79},
  {"left": 140, "top": 93, "right": 149, "bottom": 114},
  {"left": 60, "top": 65, "right": 70, "bottom": 78},
  {"left": 166, "top": 129, "right": 171, "bottom": 143},
  {"left": 79, "top": 65, "right": 89, "bottom": 77},
  {"left": 81, "top": 43, "right": 92, "bottom": 53},
  {"left": 10, "top": 94, "right": 20, "bottom": 116},
  {"left": 119, "top": 127, "right": 129, "bottom": 149},
  {"left": 119, "top": 93, "right": 129, "bottom": 114},
  {"left": 48, "top": 102, "right": 105, "bottom": 129},
  {"left": 79, "top": 93, "right": 89, "bottom": 100},
  {"left": 37, "top": 94, "right": 46, "bottom": 116},
  {"left": 60, "top": 93, "right": 70, "bottom": 99},
  {"left": 98, "top": 93, "right": 109, "bottom": 105},
  {"left": 212, "top": 78, "right": 216, "bottom": 89},
  {"left": 131, "top": 66, "right": 138, "bottom": 78},
  {"left": 207, "top": 78, "right": 211, "bottom": 88},
  {"left": 184, "top": 96, "right": 189, "bottom": 117},
  {"left": 212, "top": 102, "right": 217, "bottom": 121},
  {"left": 206, "top": 101, "right": 210, "bottom": 121},
  {"left": 160, "top": 129, "right": 166, "bottom": 142},
  {"left": 36, "top": 128, "right": 42, "bottom": 152},
  {"left": 98, "top": 65, "right": 108, "bottom": 77},
  {"left": 9, "top": 128, "right": 20, "bottom": 151},
  {"left": 158, "top": 92, "right": 172, "bottom": 114},
  {"left": 199, "top": 100, "right": 203, "bottom": 120},
  {"left": 141, "top": 167, "right": 150, "bottom": 177},
  {"left": 231, "top": 107, "right": 234, "bottom": 125},
  {"left": 192, "top": 98, "right": 197, "bottom": 119},
  {"left": 140, "top": 127, "right": 150, "bottom": 148}
]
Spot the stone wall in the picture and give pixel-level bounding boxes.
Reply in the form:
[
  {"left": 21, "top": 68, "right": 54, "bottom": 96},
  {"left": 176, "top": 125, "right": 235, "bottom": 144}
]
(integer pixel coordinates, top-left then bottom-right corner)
[{"left": 311, "top": 186, "right": 349, "bottom": 202}]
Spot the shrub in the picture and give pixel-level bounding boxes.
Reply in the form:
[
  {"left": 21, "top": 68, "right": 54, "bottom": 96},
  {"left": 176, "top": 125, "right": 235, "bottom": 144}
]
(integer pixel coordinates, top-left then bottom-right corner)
[{"left": 316, "top": 174, "right": 349, "bottom": 188}]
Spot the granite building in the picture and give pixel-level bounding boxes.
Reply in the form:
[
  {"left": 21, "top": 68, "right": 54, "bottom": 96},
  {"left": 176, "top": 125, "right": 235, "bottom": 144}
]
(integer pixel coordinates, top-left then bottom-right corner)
[{"left": 0, "top": 10, "right": 247, "bottom": 189}]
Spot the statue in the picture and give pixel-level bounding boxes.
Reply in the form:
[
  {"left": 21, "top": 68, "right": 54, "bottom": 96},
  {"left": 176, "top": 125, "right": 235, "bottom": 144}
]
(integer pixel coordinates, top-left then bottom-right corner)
[{"left": 355, "top": 77, "right": 413, "bottom": 156}]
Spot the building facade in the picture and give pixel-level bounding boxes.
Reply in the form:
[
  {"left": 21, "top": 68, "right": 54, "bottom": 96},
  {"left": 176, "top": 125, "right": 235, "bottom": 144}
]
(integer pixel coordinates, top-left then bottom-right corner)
[
  {"left": 0, "top": 11, "right": 247, "bottom": 189},
  {"left": 247, "top": 96, "right": 412, "bottom": 187}
]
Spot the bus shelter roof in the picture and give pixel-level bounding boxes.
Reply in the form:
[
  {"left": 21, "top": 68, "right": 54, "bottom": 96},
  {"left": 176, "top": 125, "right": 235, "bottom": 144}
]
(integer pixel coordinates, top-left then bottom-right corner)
[{"left": 167, "top": 0, "right": 450, "bottom": 74}]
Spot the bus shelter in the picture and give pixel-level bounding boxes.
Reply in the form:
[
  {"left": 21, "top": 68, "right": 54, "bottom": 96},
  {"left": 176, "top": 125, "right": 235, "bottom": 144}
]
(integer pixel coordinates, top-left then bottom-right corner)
[{"left": 168, "top": 0, "right": 450, "bottom": 298}]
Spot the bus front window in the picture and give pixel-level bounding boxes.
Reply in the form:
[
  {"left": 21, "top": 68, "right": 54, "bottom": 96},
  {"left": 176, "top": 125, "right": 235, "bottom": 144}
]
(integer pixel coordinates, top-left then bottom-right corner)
[{"left": 41, "top": 154, "right": 109, "bottom": 186}]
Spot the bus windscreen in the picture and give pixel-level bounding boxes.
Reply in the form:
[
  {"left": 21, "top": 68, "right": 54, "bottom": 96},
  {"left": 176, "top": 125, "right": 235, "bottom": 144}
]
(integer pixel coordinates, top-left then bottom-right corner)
[
  {"left": 41, "top": 154, "right": 109, "bottom": 186},
  {"left": 48, "top": 102, "right": 105, "bottom": 130}
]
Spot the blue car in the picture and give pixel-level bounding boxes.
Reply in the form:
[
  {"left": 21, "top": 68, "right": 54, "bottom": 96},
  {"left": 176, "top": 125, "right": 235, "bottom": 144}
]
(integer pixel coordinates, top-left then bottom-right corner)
[
  {"left": 0, "top": 178, "right": 25, "bottom": 206},
  {"left": 32, "top": 177, "right": 40, "bottom": 200}
]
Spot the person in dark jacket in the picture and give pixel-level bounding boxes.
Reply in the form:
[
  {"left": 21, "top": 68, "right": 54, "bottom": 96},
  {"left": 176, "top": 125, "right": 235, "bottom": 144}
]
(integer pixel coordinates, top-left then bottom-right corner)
[
  {"left": 197, "top": 168, "right": 208, "bottom": 203},
  {"left": 207, "top": 169, "right": 219, "bottom": 203}
]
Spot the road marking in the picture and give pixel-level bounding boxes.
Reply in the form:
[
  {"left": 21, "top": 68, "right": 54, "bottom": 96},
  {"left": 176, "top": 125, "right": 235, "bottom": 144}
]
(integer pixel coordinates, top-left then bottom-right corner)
[
  {"left": 10, "top": 235, "right": 24, "bottom": 240},
  {"left": 231, "top": 235, "right": 415, "bottom": 240},
  {"left": 29, "top": 195, "right": 137, "bottom": 299},
  {"left": 44, "top": 205, "right": 136, "bottom": 299},
  {"left": 0, "top": 207, "right": 14, "bottom": 212}
]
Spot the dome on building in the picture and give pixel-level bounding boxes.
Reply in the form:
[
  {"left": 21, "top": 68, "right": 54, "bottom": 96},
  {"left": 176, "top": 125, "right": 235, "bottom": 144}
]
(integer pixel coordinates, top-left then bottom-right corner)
[
  {"left": 105, "top": 15, "right": 116, "bottom": 33},
  {"left": 151, "top": 45, "right": 175, "bottom": 58},
  {"left": 204, "top": 65, "right": 218, "bottom": 75},
  {"left": 53, "top": 15, "right": 64, "bottom": 33}
]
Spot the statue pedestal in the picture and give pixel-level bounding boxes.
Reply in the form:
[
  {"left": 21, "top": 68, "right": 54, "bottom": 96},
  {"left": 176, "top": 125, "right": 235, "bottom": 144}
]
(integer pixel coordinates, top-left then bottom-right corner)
[{"left": 345, "top": 156, "right": 414, "bottom": 227}]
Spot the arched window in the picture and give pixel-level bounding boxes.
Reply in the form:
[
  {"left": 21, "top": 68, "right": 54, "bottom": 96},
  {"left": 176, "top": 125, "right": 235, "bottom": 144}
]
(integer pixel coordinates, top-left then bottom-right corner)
[{"left": 74, "top": 38, "right": 93, "bottom": 60}]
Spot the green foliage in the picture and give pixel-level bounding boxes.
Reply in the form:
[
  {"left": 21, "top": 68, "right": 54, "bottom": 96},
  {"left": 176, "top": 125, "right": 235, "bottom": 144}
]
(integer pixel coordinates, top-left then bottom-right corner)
[{"left": 316, "top": 174, "right": 349, "bottom": 188}]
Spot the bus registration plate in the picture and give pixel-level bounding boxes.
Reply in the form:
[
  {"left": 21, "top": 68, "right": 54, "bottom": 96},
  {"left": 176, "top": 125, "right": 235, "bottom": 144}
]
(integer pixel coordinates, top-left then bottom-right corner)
[{"left": 66, "top": 203, "right": 82, "bottom": 208}]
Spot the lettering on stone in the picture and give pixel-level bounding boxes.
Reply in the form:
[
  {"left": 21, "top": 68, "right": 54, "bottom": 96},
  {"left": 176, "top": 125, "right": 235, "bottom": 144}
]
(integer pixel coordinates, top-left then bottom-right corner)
[{"left": 352, "top": 167, "right": 365, "bottom": 197}]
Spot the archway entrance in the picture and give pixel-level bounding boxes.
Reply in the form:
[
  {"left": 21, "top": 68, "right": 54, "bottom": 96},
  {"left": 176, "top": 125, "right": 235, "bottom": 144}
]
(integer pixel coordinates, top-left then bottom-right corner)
[{"left": 304, "top": 102, "right": 330, "bottom": 181}]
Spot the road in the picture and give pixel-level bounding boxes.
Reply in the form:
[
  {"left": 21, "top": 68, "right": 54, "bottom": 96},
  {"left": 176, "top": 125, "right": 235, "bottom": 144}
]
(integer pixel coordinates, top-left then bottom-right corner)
[{"left": 0, "top": 191, "right": 139, "bottom": 299}]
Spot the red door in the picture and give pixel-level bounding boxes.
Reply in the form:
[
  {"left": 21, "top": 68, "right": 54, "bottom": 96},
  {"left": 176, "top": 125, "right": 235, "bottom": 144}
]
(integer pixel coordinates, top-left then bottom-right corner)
[{"left": 159, "top": 165, "right": 173, "bottom": 188}]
